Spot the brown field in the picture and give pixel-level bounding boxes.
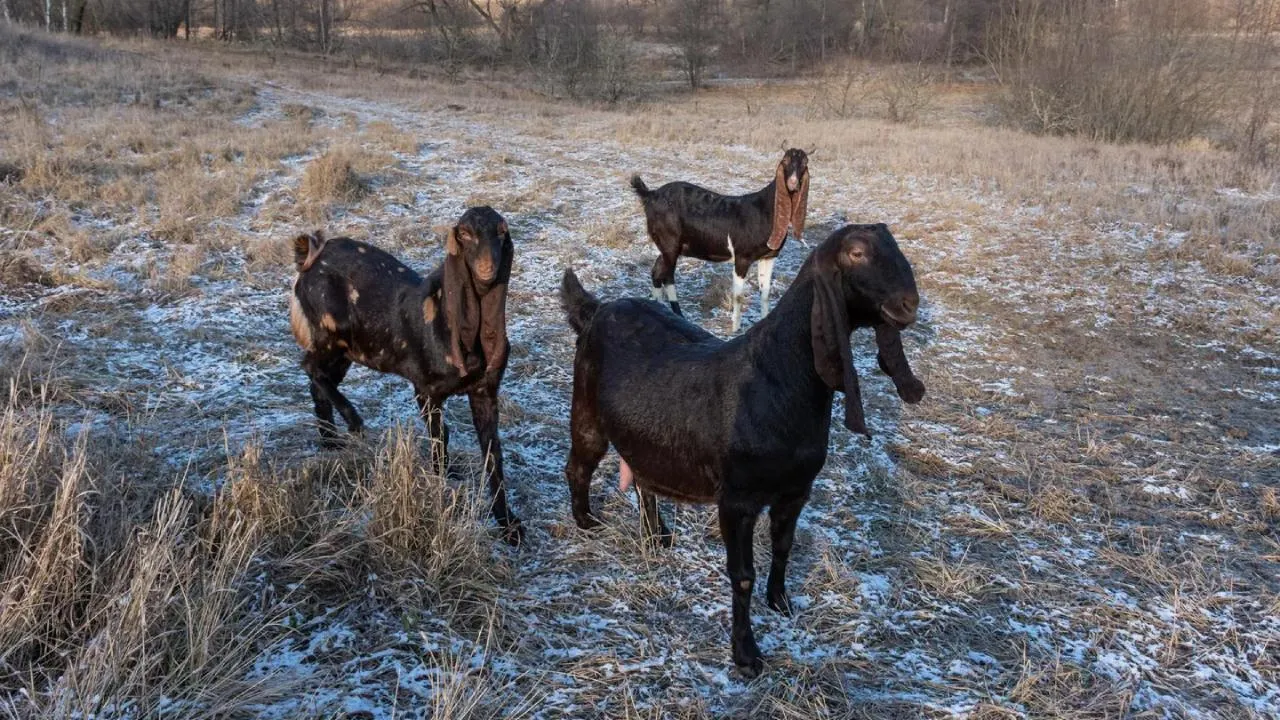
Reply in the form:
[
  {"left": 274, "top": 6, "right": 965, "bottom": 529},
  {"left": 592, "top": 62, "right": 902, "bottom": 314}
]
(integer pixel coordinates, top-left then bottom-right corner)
[{"left": 0, "top": 25, "right": 1277, "bottom": 719}]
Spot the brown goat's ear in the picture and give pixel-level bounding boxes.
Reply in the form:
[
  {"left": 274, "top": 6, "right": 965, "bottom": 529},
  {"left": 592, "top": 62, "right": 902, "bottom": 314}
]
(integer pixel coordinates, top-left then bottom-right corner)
[
  {"left": 791, "top": 170, "right": 809, "bottom": 245},
  {"left": 293, "top": 231, "right": 327, "bottom": 272},
  {"left": 445, "top": 227, "right": 460, "bottom": 256},
  {"left": 768, "top": 161, "right": 792, "bottom": 251},
  {"left": 810, "top": 256, "right": 869, "bottom": 437},
  {"left": 442, "top": 252, "right": 480, "bottom": 373}
]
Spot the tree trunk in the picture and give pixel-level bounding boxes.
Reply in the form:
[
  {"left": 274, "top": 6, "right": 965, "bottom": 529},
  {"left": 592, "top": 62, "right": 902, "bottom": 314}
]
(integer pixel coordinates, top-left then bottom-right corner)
[
  {"left": 2, "top": 0, "right": 10, "bottom": 23},
  {"left": 45, "top": 0, "right": 51, "bottom": 28}
]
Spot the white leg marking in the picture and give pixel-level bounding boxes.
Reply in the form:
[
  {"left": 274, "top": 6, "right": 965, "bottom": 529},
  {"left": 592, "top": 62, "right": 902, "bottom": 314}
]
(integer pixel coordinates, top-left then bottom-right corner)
[
  {"left": 730, "top": 273, "right": 747, "bottom": 333},
  {"left": 757, "top": 257, "right": 775, "bottom": 316},
  {"left": 651, "top": 285, "right": 663, "bottom": 301},
  {"left": 664, "top": 283, "right": 678, "bottom": 303}
]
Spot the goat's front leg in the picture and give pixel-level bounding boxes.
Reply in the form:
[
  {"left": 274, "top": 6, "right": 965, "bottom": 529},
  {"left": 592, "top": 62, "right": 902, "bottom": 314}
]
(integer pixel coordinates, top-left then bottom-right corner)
[
  {"left": 756, "top": 257, "right": 776, "bottom": 316},
  {"left": 874, "top": 325, "right": 925, "bottom": 403},
  {"left": 766, "top": 494, "right": 807, "bottom": 616},
  {"left": 730, "top": 271, "right": 747, "bottom": 333},
  {"left": 719, "top": 502, "right": 762, "bottom": 678},
  {"left": 415, "top": 390, "right": 450, "bottom": 478},
  {"left": 467, "top": 386, "right": 523, "bottom": 546}
]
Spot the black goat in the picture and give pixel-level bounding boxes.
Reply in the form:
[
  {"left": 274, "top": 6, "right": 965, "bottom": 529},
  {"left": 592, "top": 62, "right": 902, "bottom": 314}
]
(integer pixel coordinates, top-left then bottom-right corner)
[
  {"left": 560, "top": 224, "right": 925, "bottom": 677},
  {"left": 630, "top": 148, "right": 809, "bottom": 332},
  {"left": 289, "top": 206, "right": 522, "bottom": 545}
]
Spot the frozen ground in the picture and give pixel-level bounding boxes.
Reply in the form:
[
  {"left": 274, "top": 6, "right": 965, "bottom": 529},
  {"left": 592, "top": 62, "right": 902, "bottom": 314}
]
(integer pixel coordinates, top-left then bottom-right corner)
[{"left": 2, "top": 73, "right": 1278, "bottom": 718}]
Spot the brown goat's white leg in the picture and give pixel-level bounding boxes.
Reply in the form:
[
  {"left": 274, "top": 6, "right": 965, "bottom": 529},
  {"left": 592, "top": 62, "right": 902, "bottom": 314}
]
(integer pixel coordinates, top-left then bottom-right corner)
[
  {"left": 756, "top": 258, "right": 776, "bottom": 316},
  {"left": 730, "top": 272, "right": 747, "bottom": 333}
]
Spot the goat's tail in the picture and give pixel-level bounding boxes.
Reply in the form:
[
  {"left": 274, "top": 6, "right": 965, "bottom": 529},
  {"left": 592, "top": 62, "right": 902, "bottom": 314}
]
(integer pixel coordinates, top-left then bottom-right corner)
[
  {"left": 560, "top": 269, "right": 600, "bottom": 336},
  {"left": 292, "top": 230, "right": 327, "bottom": 272},
  {"left": 629, "top": 174, "right": 650, "bottom": 199}
]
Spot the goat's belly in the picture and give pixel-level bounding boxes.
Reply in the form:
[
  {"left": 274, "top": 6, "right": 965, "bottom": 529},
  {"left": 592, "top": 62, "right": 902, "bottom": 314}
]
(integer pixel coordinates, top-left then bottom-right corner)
[{"left": 616, "top": 451, "right": 719, "bottom": 504}]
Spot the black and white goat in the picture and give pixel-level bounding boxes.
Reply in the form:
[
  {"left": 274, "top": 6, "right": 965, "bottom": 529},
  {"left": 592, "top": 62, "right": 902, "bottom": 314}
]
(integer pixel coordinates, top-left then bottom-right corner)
[
  {"left": 560, "top": 223, "right": 925, "bottom": 677},
  {"left": 630, "top": 147, "right": 809, "bottom": 332},
  {"left": 288, "top": 206, "right": 523, "bottom": 544}
]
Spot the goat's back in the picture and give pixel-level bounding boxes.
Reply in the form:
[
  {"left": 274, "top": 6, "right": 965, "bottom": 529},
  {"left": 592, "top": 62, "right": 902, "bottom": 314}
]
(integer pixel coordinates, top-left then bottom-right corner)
[
  {"left": 293, "top": 238, "right": 451, "bottom": 380},
  {"left": 636, "top": 181, "right": 774, "bottom": 261}
]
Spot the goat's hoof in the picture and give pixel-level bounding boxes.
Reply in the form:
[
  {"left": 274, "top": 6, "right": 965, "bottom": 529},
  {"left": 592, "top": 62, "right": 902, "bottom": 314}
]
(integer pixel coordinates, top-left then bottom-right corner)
[
  {"left": 645, "top": 530, "right": 675, "bottom": 549},
  {"left": 898, "top": 378, "right": 926, "bottom": 404},
  {"left": 767, "top": 591, "right": 793, "bottom": 617},
  {"left": 735, "top": 655, "right": 764, "bottom": 680},
  {"left": 573, "top": 512, "right": 602, "bottom": 531},
  {"left": 500, "top": 519, "right": 525, "bottom": 547}
]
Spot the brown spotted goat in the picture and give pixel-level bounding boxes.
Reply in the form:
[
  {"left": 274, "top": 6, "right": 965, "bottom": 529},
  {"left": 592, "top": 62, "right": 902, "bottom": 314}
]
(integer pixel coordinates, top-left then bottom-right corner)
[
  {"left": 630, "top": 147, "right": 809, "bottom": 332},
  {"left": 560, "top": 224, "right": 925, "bottom": 677},
  {"left": 289, "top": 206, "right": 522, "bottom": 544}
]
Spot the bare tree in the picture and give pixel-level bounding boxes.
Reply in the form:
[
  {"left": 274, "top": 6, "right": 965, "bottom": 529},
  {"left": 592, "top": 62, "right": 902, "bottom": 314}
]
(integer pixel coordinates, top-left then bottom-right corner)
[{"left": 669, "top": 0, "right": 718, "bottom": 89}]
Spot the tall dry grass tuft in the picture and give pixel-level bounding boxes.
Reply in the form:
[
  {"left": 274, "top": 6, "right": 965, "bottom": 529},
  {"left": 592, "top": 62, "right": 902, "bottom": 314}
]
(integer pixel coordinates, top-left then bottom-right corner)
[
  {"left": 300, "top": 146, "right": 368, "bottom": 212},
  {"left": 364, "top": 424, "right": 509, "bottom": 621}
]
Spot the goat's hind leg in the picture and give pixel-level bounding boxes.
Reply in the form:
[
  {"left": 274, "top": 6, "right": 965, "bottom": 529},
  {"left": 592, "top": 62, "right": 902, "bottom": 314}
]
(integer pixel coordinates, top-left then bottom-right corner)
[
  {"left": 303, "top": 352, "right": 361, "bottom": 447},
  {"left": 638, "top": 488, "right": 673, "bottom": 548},
  {"left": 566, "top": 369, "right": 608, "bottom": 531},
  {"left": 651, "top": 253, "right": 681, "bottom": 316}
]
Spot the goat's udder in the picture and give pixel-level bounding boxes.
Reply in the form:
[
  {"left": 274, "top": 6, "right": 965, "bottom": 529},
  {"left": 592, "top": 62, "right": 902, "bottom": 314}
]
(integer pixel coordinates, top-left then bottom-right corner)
[{"left": 619, "top": 458, "right": 634, "bottom": 492}]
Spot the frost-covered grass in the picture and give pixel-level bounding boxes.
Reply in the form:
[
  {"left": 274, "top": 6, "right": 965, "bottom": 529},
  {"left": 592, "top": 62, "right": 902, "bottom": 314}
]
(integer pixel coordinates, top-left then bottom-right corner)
[{"left": 1, "top": 27, "right": 1277, "bottom": 719}]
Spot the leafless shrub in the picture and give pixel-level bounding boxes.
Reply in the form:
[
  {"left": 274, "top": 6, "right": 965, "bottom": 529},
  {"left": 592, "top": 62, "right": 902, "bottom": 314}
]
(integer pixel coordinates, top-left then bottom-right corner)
[
  {"left": 810, "top": 60, "right": 874, "bottom": 120},
  {"left": 876, "top": 63, "right": 938, "bottom": 124},
  {"left": 988, "top": 0, "right": 1223, "bottom": 144}
]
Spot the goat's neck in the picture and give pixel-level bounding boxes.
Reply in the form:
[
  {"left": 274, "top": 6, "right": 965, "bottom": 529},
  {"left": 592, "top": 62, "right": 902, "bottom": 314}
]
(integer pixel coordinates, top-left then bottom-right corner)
[{"left": 741, "top": 266, "right": 826, "bottom": 395}]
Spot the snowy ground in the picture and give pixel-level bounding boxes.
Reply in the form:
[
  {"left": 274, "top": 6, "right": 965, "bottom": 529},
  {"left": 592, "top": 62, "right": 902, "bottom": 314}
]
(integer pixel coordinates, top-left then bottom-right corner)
[{"left": 2, "top": 48, "right": 1278, "bottom": 718}]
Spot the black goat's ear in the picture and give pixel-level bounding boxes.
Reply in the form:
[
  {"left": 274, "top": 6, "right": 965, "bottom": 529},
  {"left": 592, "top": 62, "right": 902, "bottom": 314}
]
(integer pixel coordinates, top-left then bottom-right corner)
[{"left": 810, "top": 257, "right": 868, "bottom": 437}]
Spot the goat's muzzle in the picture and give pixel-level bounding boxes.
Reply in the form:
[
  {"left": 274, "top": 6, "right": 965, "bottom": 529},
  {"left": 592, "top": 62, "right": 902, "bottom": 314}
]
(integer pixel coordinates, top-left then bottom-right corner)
[
  {"left": 786, "top": 174, "right": 801, "bottom": 193},
  {"left": 472, "top": 255, "right": 498, "bottom": 286},
  {"left": 880, "top": 294, "right": 919, "bottom": 329}
]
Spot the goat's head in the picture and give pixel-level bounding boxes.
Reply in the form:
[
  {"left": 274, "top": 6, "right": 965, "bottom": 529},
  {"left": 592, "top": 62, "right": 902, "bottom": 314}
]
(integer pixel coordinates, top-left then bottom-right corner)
[
  {"left": 809, "top": 223, "right": 919, "bottom": 436},
  {"left": 443, "top": 206, "right": 513, "bottom": 374},
  {"left": 768, "top": 148, "right": 810, "bottom": 251}
]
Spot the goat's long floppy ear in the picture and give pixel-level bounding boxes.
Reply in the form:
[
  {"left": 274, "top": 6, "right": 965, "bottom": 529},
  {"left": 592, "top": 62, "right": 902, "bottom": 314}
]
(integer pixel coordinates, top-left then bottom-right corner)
[
  {"left": 478, "top": 230, "right": 513, "bottom": 375},
  {"left": 442, "top": 229, "right": 480, "bottom": 373},
  {"left": 791, "top": 170, "right": 809, "bottom": 245},
  {"left": 810, "top": 257, "right": 869, "bottom": 437},
  {"left": 768, "top": 161, "right": 793, "bottom": 251}
]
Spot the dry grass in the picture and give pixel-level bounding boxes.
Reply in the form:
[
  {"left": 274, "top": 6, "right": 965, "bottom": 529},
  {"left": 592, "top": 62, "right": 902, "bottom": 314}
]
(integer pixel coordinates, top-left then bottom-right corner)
[{"left": 0, "top": 386, "right": 517, "bottom": 717}]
